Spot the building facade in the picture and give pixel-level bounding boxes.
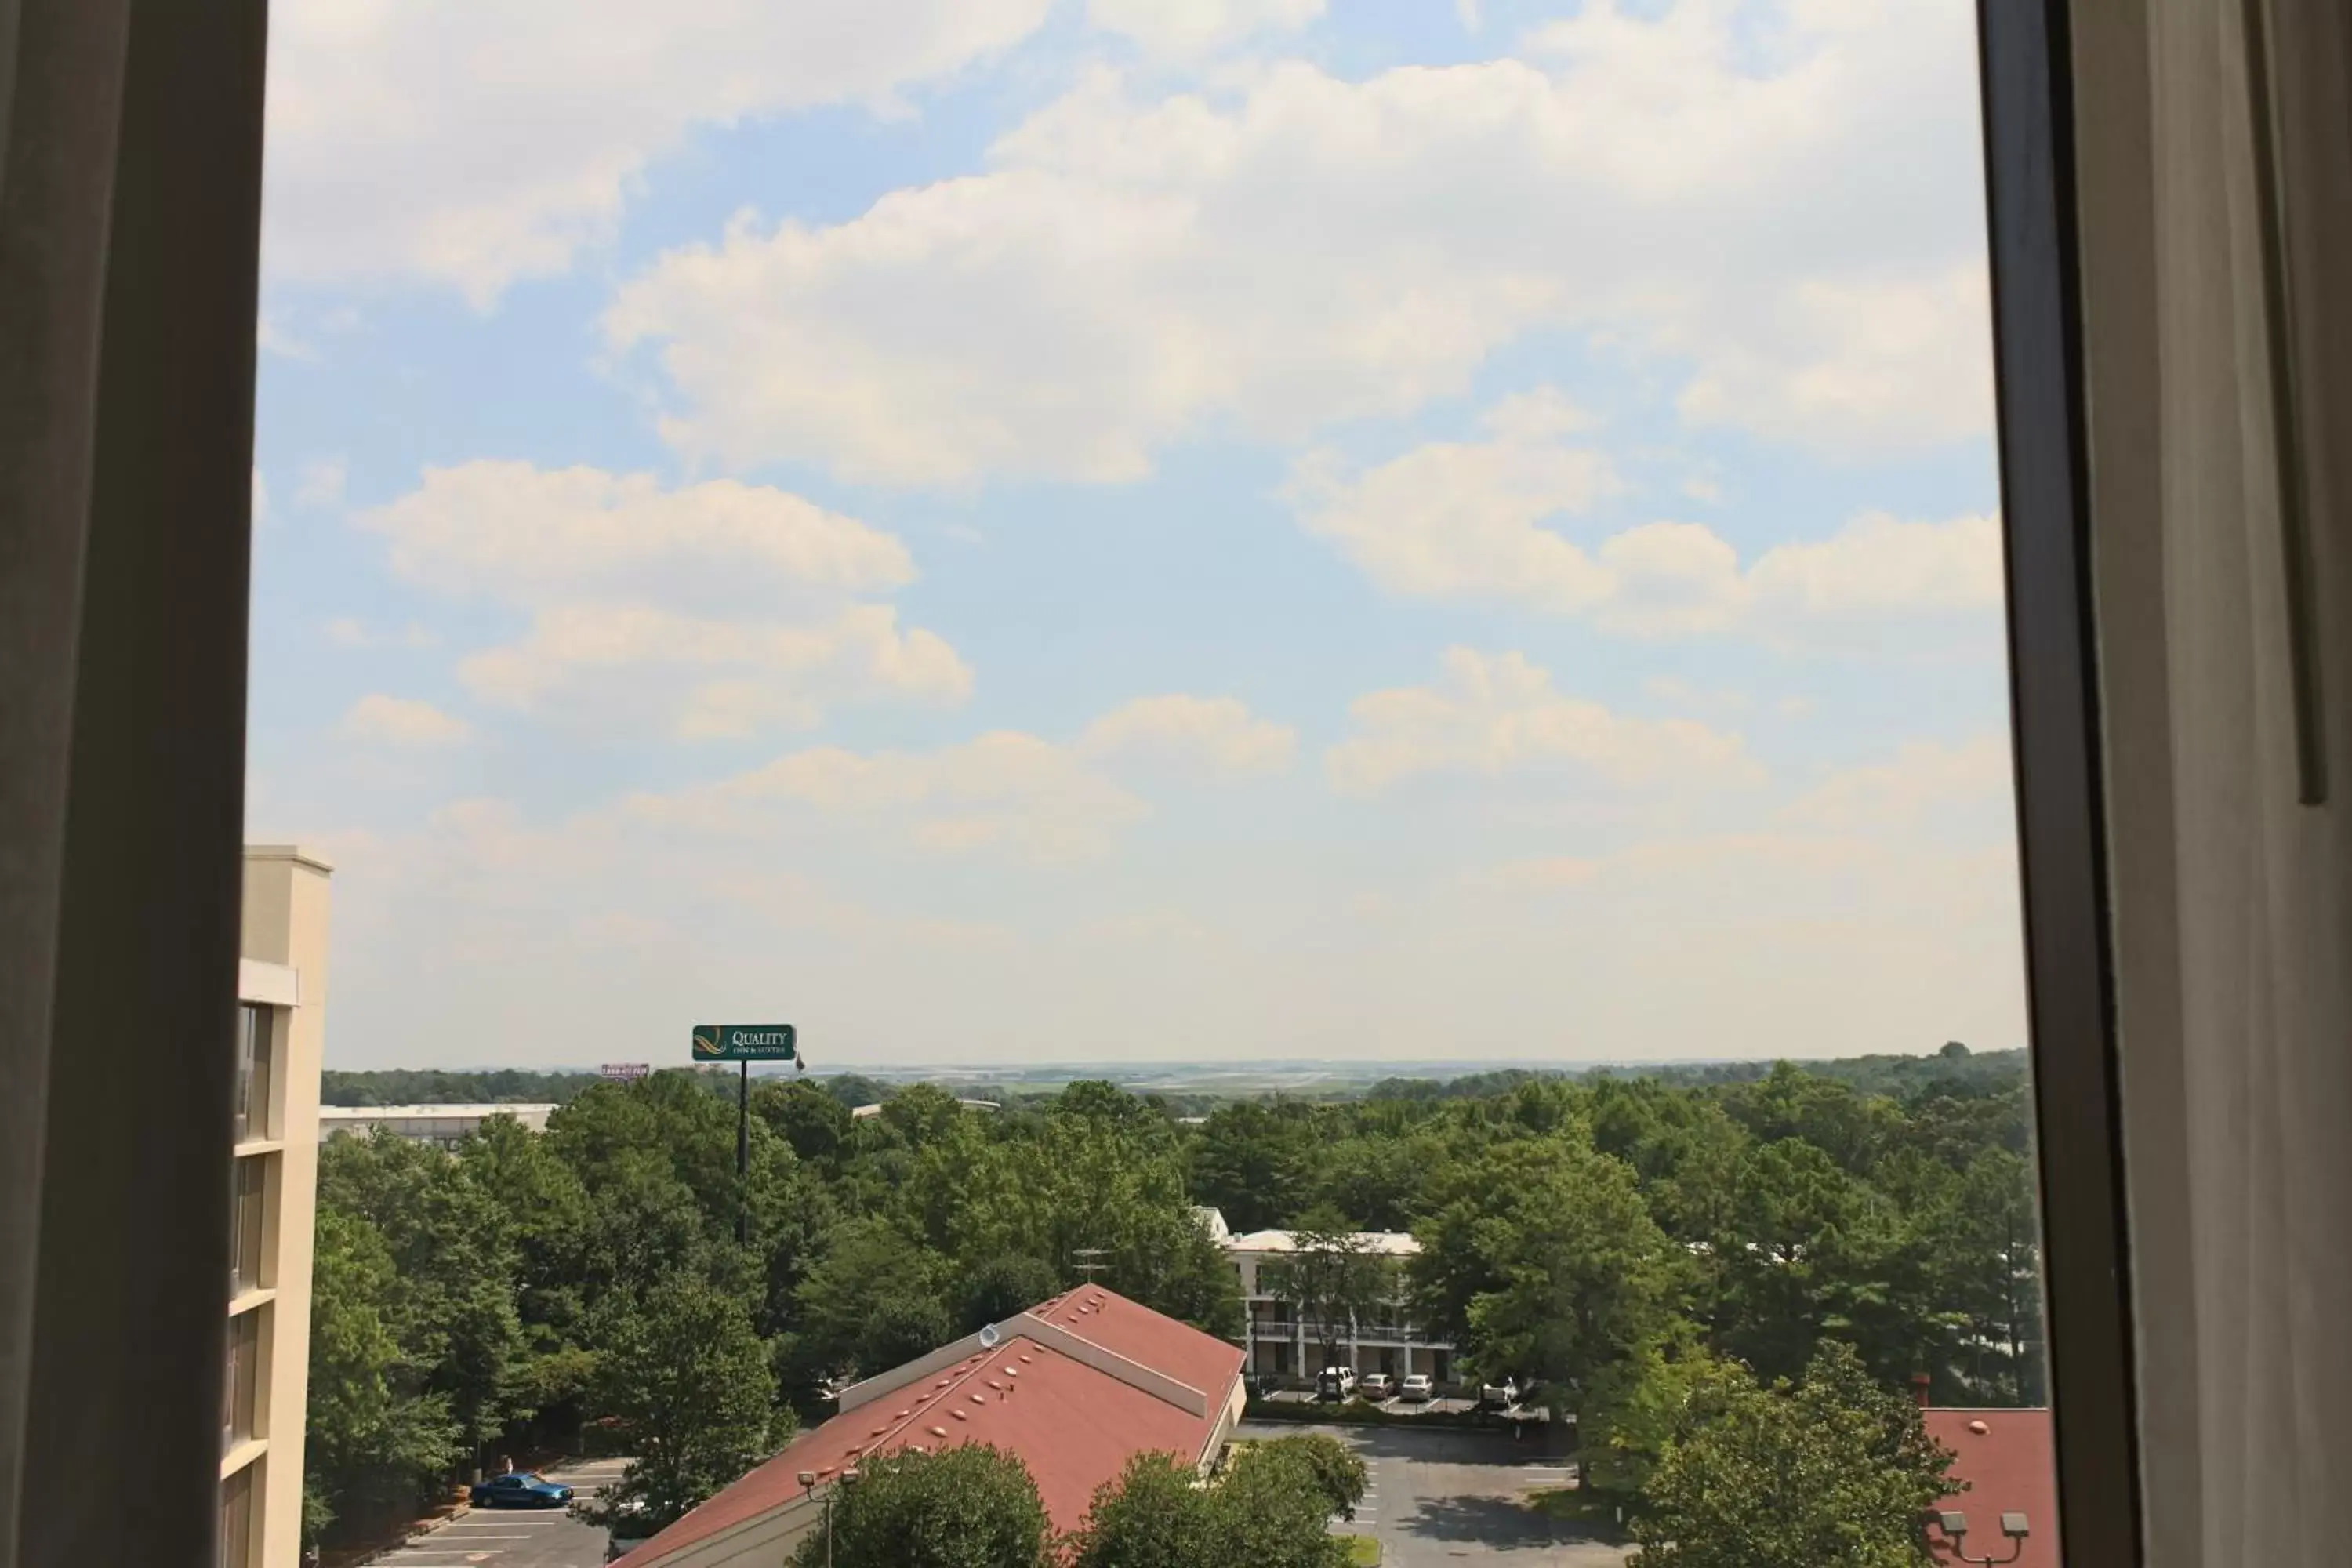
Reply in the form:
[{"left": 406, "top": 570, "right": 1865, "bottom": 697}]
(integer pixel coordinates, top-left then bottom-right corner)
[
  {"left": 319, "top": 1102, "right": 557, "bottom": 1146},
  {"left": 1220, "top": 1226, "right": 1454, "bottom": 1384},
  {"left": 225, "top": 846, "right": 332, "bottom": 1568}
]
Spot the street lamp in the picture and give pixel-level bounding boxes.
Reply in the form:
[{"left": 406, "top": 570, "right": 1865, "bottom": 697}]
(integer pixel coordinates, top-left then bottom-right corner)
[
  {"left": 1927, "top": 1509, "right": 2031, "bottom": 1566},
  {"left": 800, "top": 1468, "right": 859, "bottom": 1568}
]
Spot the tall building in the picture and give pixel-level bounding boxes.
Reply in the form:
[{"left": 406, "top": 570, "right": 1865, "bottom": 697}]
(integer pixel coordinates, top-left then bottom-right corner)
[{"left": 223, "top": 846, "right": 332, "bottom": 1568}]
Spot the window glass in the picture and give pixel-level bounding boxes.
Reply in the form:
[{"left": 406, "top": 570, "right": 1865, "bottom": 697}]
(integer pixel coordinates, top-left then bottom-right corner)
[
  {"left": 223, "top": 1308, "right": 260, "bottom": 1452},
  {"left": 255, "top": 2, "right": 2063, "bottom": 1563},
  {"left": 230, "top": 1004, "right": 270, "bottom": 1144},
  {"left": 220, "top": 1464, "right": 253, "bottom": 1568},
  {"left": 230, "top": 1156, "right": 267, "bottom": 1298}
]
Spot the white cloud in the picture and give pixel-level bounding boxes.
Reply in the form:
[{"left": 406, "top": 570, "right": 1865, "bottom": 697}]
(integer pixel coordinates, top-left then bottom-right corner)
[
  {"left": 457, "top": 603, "right": 971, "bottom": 739},
  {"left": 1784, "top": 734, "right": 2013, "bottom": 832},
  {"left": 1087, "top": 0, "right": 1324, "bottom": 60},
  {"left": 296, "top": 457, "right": 347, "bottom": 508},
  {"left": 1080, "top": 694, "right": 1296, "bottom": 774},
  {"left": 362, "top": 462, "right": 913, "bottom": 608},
  {"left": 626, "top": 689, "right": 1293, "bottom": 857},
  {"left": 609, "top": 1, "right": 1990, "bottom": 485},
  {"left": 263, "top": 0, "right": 1054, "bottom": 303},
  {"left": 325, "top": 618, "right": 441, "bottom": 651},
  {"left": 1326, "top": 648, "right": 1764, "bottom": 794},
  {"left": 1291, "top": 396, "right": 2002, "bottom": 639},
  {"left": 358, "top": 463, "right": 966, "bottom": 738},
  {"left": 643, "top": 731, "right": 1147, "bottom": 860},
  {"left": 340, "top": 694, "right": 470, "bottom": 746},
  {"left": 1287, "top": 387, "right": 1619, "bottom": 612}
]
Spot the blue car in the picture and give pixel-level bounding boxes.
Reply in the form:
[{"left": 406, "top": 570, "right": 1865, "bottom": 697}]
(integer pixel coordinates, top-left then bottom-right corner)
[{"left": 470, "top": 1472, "right": 572, "bottom": 1509}]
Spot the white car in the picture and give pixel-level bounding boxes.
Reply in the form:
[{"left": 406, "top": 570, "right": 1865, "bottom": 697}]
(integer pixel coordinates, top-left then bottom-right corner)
[
  {"left": 1398, "top": 1374, "right": 1434, "bottom": 1403},
  {"left": 1316, "top": 1366, "right": 1358, "bottom": 1400},
  {"left": 1358, "top": 1372, "right": 1394, "bottom": 1400},
  {"left": 1478, "top": 1378, "right": 1520, "bottom": 1409}
]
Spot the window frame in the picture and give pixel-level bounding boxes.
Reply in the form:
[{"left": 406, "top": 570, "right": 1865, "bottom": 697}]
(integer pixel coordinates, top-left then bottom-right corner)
[{"left": 1976, "top": 0, "right": 2148, "bottom": 1559}]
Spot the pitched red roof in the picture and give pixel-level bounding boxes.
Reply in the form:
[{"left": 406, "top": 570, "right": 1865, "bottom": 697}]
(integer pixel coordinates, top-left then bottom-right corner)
[
  {"left": 1924, "top": 1408, "right": 2060, "bottom": 1568},
  {"left": 615, "top": 1286, "right": 1244, "bottom": 1568}
]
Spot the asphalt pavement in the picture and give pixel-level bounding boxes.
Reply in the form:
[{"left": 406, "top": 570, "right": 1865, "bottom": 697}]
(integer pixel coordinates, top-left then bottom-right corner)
[
  {"left": 1240, "top": 1421, "right": 1631, "bottom": 1567},
  {"left": 365, "top": 1458, "right": 632, "bottom": 1568}
]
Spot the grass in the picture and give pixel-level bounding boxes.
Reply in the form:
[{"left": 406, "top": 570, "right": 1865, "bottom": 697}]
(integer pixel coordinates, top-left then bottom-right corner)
[{"left": 1340, "top": 1535, "right": 1382, "bottom": 1565}]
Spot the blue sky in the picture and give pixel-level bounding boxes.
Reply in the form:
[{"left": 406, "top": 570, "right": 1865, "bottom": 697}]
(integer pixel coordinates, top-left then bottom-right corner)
[{"left": 249, "top": 0, "right": 2024, "bottom": 1070}]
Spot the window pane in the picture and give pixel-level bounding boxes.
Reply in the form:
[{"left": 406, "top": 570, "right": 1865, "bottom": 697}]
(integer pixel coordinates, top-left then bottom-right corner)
[
  {"left": 220, "top": 1464, "right": 253, "bottom": 1568},
  {"left": 230, "top": 1005, "right": 271, "bottom": 1144},
  {"left": 229, "top": 1156, "right": 267, "bottom": 1297},
  {"left": 223, "top": 1309, "right": 259, "bottom": 1451}
]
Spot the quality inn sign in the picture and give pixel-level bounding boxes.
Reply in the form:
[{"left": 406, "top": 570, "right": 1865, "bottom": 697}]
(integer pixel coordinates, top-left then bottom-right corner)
[{"left": 691, "top": 1025, "right": 799, "bottom": 1062}]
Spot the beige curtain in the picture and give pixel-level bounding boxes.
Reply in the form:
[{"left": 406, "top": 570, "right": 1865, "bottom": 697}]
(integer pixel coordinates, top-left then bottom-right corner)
[{"left": 2078, "top": 2, "right": 2352, "bottom": 1563}]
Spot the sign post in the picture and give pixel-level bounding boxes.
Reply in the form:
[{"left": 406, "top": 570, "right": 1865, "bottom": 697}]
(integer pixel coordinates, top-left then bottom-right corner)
[{"left": 691, "top": 1026, "right": 799, "bottom": 1246}]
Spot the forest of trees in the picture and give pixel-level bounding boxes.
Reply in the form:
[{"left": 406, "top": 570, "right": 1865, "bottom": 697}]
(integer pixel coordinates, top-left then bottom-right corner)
[{"left": 304, "top": 1050, "right": 2038, "bottom": 1563}]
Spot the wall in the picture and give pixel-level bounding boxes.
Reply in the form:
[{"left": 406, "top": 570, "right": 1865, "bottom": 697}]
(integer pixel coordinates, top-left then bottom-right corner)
[{"left": 238, "top": 847, "right": 332, "bottom": 1567}]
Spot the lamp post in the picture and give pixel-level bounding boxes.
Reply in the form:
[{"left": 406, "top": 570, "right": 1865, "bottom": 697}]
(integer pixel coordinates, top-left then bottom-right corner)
[
  {"left": 1928, "top": 1509, "right": 2032, "bottom": 1566},
  {"left": 800, "top": 1468, "right": 859, "bottom": 1567}
]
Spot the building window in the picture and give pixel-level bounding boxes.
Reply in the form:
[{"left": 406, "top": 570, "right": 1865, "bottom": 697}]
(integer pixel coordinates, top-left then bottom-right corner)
[
  {"left": 220, "top": 1462, "right": 255, "bottom": 1568},
  {"left": 230, "top": 1156, "right": 267, "bottom": 1298},
  {"left": 223, "top": 1308, "right": 260, "bottom": 1452},
  {"left": 231, "top": 1004, "right": 272, "bottom": 1144}
]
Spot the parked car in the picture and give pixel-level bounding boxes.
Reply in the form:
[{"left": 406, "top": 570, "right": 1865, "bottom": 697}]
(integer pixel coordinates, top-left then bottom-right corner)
[
  {"left": 1316, "top": 1366, "right": 1359, "bottom": 1401},
  {"left": 1398, "top": 1374, "right": 1434, "bottom": 1403},
  {"left": 470, "top": 1472, "right": 572, "bottom": 1509},
  {"left": 1358, "top": 1372, "right": 1393, "bottom": 1400},
  {"left": 1478, "top": 1378, "right": 1520, "bottom": 1409}
]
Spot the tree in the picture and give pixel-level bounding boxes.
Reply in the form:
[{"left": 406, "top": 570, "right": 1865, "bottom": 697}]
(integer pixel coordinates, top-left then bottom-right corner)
[
  {"left": 1254, "top": 1433, "right": 1368, "bottom": 1522},
  {"left": 303, "top": 1208, "right": 462, "bottom": 1525},
  {"left": 1069, "top": 1454, "right": 1218, "bottom": 1568},
  {"left": 795, "top": 1218, "right": 948, "bottom": 1380},
  {"left": 754, "top": 1079, "right": 857, "bottom": 1167},
  {"left": 317, "top": 1130, "right": 528, "bottom": 1467},
  {"left": 1186, "top": 1101, "right": 1316, "bottom": 1232},
  {"left": 956, "top": 1254, "right": 1064, "bottom": 1334},
  {"left": 589, "top": 1273, "right": 782, "bottom": 1532},
  {"left": 861, "top": 1293, "right": 956, "bottom": 1373},
  {"left": 1414, "top": 1142, "right": 1677, "bottom": 1432},
  {"left": 796, "top": 1443, "right": 1051, "bottom": 1568},
  {"left": 1261, "top": 1209, "right": 1392, "bottom": 1375},
  {"left": 1069, "top": 1440, "right": 1359, "bottom": 1568},
  {"left": 1630, "top": 1340, "right": 1958, "bottom": 1568}
]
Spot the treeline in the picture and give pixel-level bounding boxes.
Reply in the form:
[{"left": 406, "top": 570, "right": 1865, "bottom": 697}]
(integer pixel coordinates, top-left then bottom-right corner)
[
  {"left": 305, "top": 1054, "right": 2040, "bottom": 1559},
  {"left": 302, "top": 1074, "right": 1238, "bottom": 1544}
]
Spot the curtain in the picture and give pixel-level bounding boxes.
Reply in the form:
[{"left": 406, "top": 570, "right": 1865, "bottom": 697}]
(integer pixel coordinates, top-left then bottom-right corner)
[
  {"left": 2079, "top": 2, "right": 2352, "bottom": 1563},
  {"left": 0, "top": 1, "right": 268, "bottom": 1564}
]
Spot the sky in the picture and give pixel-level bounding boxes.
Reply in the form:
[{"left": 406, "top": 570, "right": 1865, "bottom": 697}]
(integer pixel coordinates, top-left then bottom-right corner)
[{"left": 248, "top": 0, "right": 2026, "bottom": 1072}]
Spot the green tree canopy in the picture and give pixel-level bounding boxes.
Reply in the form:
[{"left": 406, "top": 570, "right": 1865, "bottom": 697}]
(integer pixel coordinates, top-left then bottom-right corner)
[
  {"left": 796, "top": 1443, "right": 1051, "bottom": 1568},
  {"left": 1069, "top": 1437, "right": 1362, "bottom": 1568},
  {"left": 589, "top": 1272, "right": 782, "bottom": 1532},
  {"left": 1630, "top": 1340, "right": 1958, "bottom": 1568}
]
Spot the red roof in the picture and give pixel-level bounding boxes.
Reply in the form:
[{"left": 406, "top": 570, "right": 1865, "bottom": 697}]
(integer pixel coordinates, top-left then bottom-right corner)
[
  {"left": 615, "top": 1286, "right": 1244, "bottom": 1567},
  {"left": 1924, "top": 1408, "right": 2060, "bottom": 1568}
]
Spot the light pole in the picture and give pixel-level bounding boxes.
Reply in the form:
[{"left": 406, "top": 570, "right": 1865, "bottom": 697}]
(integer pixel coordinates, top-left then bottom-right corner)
[
  {"left": 1927, "top": 1509, "right": 2032, "bottom": 1565},
  {"left": 800, "top": 1467, "right": 858, "bottom": 1567}
]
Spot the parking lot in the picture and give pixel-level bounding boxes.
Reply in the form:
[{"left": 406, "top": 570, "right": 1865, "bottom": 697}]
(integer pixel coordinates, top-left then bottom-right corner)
[
  {"left": 1255, "top": 1386, "right": 1509, "bottom": 1421},
  {"left": 1239, "top": 1421, "right": 1630, "bottom": 1567},
  {"left": 365, "top": 1459, "right": 630, "bottom": 1568}
]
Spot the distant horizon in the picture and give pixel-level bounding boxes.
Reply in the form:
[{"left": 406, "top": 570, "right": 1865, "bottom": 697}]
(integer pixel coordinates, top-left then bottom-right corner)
[{"left": 326, "top": 1044, "right": 2028, "bottom": 1080}]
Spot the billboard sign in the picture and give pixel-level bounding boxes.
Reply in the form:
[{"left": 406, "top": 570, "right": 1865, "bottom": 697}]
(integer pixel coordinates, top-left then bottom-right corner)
[
  {"left": 691, "top": 1025, "right": 799, "bottom": 1062},
  {"left": 600, "top": 1062, "right": 651, "bottom": 1083}
]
